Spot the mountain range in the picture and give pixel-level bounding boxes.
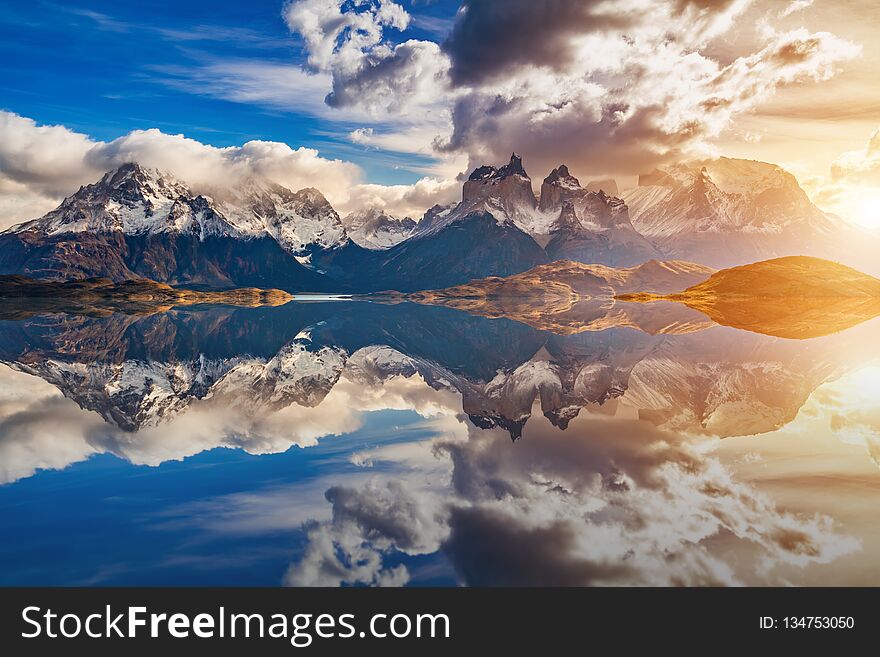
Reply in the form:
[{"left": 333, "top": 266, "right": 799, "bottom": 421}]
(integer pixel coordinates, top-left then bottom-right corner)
[{"left": 0, "top": 154, "right": 873, "bottom": 292}]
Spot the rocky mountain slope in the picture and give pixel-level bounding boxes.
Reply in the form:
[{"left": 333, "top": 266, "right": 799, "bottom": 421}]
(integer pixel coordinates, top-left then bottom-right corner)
[
  {"left": 341, "top": 208, "right": 419, "bottom": 250},
  {"left": 621, "top": 158, "right": 851, "bottom": 267},
  {"left": 0, "top": 163, "right": 343, "bottom": 290}
]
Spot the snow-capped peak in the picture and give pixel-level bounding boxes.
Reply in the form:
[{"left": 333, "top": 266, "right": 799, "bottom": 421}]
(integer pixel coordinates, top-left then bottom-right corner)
[
  {"left": 211, "top": 180, "right": 348, "bottom": 254},
  {"left": 457, "top": 154, "right": 551, "bottom": 235},
  {"left": 8, "top": 163, "right": 350, "bottom": 256},
  {"left": 543, "top": 164, "right": 581, "bottom": 191},
  {"left": 623, "top": 157, "right": 836, "bottom": 241},
  {"left": 467, "top": 152, "right": 529, "bottom": 183},
  {"left": 341, "top": 207, "right": 419, "bottom": 250},
  {"left": 537, "top": 163, "right": 633, "bottom": 234},
  {"left": 12, "top": 163, "right": 221, "bottom": 237}
]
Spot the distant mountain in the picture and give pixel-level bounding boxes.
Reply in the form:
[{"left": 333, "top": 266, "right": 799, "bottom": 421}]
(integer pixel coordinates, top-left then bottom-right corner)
[
  {"left": 621, "top": 158, "right": 859, "bottom": 268},
  {"left": 539, "top": 165, "right": 664, "bottom": 267},
  {"left": 341, "top": 207, "right": 419, "bottom": 250},
  {"left": 585, "top": 178, "right": 619, "bottom": 196}
]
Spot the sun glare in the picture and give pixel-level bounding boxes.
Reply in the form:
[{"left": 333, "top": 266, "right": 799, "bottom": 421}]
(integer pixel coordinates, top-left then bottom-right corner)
[{"left": 852, "top": 189, "right": 880, "bottom": 231}]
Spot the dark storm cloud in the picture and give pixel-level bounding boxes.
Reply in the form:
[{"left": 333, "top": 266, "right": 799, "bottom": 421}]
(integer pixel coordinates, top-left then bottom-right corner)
[
  {"left": 440, "top": 97, "right": 699, "bottom": 178},
  {"left": 443, "top": 0, "right": 631, "bottom": 86},
  {"left": 324, "top": 39, "right": 447, "bottom": 112},
  {"left": 442, "top": 0, "right": 750, "bottom": 86}
]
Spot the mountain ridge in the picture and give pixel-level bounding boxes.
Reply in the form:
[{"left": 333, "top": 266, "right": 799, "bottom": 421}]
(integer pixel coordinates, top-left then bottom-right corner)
[{"left": 1, "top": 155, "right": 874, "bottom": 292}]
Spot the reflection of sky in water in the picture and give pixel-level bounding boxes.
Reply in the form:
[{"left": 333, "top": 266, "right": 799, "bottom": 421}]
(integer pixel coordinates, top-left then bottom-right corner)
[
  {"left": 0, "top": 303, "right": 879, "bottom": 586},
  {"left": 0, "top": 407, "right": 455, "bottom": 585}
]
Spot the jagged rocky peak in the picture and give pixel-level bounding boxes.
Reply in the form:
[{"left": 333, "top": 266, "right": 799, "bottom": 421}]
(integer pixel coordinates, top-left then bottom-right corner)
[
  {"left": 467, "top": 152, "right": 529, "bottom": 183},
  {"left": 551, "top": 199, "right": 581, "bottom": 231},
  {"left": 293, "top": 186, "right": 333, "bottom": 209},
  {"left": 459, "top": 153, "right": 539, "bottom": 233},
  {"left": 343, "top": 207, "right": 415, "bottom": 231},
  {"left": 87, "top": 162, "right": 191, "bottom": 205},
  {"left": 203, "top": 179, "right": 348, "bottom": 254},
  {"left": 100, "top": 161, "right": 167, "bottom": 188},
  {"left": 417, "top": 202, "right": 456, "bottom": 233},
  {"left": 13, "top": 162, "right": 211, "bottom": 237},
  {"left": 544, "top": 164, "right": 580, "bottom": 188},
  {"left": 540, "top": 164, "right": 583, "bottom": 212},
  {"left": 467, "top": 412, "right": 528, "bottom": 441},
  {"left": 540, "top": 164, "right": 629, "bottom": 230}
]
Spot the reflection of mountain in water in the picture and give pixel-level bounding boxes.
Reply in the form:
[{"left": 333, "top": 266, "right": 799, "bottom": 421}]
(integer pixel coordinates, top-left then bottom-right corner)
[{"left": 0, "top": 297, "right": 870, "bottom": 440}]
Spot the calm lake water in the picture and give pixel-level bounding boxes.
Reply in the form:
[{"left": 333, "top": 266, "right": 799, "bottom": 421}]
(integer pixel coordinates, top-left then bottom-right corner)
[{"left": 1, "top": 299, "right": 879, "bottom": 586}]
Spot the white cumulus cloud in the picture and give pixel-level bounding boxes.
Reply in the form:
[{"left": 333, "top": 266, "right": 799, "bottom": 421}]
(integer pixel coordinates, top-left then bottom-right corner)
[{"left": 0, "top": 111, "right": 458, "bottom": 228}]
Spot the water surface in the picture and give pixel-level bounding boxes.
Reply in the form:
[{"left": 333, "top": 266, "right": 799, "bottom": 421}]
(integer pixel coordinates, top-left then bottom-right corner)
[{"left": 1, "top": 299, "right": 879, "bottom": 586}]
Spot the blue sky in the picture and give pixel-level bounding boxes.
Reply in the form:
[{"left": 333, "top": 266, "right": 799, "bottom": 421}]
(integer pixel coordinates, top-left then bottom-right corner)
[
  {"left": 1, "top": 0, "right": 877, "bottom": 227},
  {"left": 0, "top": 0, "right": 458, "bottom": 185}
]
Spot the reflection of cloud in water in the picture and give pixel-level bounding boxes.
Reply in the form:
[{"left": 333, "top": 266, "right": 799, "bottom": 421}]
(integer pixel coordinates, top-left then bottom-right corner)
[
  {"left": 778, "top": 365, "right": 880, "bottom": 467},
  {"left": 285, "top": 413, "right": 859, "bottom": 587},
  {"left": 0, "top": 362, "right": 466, "bottom": 484}
]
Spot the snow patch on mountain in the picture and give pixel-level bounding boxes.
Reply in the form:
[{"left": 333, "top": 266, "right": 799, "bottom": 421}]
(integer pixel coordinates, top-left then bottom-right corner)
[
  {"left": 213, "top": 180, "right": 348, "bottom": 254},
  {"left": 623, "top": 157, "right": 837, "bottom": 239}
]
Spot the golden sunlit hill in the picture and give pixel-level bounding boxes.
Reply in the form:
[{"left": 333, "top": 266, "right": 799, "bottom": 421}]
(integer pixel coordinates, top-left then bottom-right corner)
[
  {"left": 618, "top": 256, "right": 880, "bottom": 339},
  {"left": 0, "top": 276, "right": 293, "bottom": 319}
]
